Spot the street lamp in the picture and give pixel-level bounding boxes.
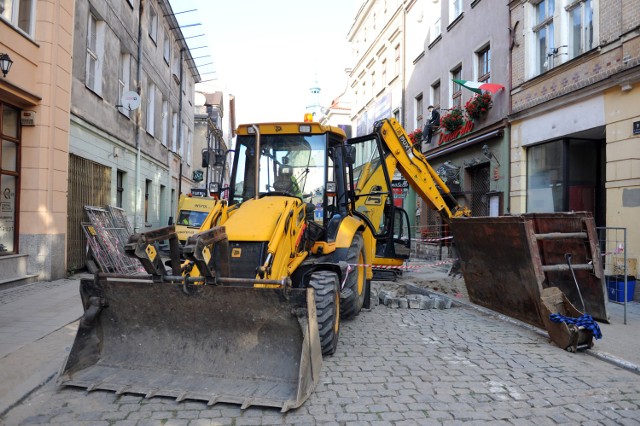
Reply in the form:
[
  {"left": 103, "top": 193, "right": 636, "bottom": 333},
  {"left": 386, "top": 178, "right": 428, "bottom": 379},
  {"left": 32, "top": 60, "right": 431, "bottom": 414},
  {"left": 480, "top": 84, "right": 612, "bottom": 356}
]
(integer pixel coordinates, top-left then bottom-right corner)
[{"left": 0, "top": 53, "right": 13, "bottom": 77}]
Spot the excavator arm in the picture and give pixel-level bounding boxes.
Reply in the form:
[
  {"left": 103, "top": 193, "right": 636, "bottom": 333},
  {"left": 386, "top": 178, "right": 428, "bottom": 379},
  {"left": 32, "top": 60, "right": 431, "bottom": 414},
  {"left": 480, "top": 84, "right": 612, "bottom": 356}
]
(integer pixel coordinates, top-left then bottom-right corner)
[{"left": 371, "top": 118, "right": 470, "bottom": 222}]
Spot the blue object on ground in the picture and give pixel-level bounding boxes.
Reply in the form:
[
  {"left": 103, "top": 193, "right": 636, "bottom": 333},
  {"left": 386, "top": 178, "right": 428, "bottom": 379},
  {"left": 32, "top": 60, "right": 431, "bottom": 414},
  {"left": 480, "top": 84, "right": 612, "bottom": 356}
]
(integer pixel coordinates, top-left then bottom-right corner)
[{"left": 549, "top": 313, "right": 603, "bottom": 340}]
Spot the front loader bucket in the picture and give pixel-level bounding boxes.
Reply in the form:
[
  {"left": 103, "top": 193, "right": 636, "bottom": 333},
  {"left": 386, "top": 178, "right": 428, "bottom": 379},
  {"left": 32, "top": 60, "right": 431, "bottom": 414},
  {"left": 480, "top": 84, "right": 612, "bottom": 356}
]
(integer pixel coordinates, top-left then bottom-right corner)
[{"left": 57, "top": 275, "right": 322, "bottom": 412}]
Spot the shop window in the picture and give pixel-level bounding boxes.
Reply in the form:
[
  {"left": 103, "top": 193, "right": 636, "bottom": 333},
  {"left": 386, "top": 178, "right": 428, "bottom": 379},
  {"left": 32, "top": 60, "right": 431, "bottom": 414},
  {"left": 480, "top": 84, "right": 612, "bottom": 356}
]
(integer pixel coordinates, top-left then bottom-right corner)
[
  {"left": 527, "top": 138, "right": 599, "bottom": 215},
  {"left": 0, "top": 104, "right": 20, "bottom": 254}
]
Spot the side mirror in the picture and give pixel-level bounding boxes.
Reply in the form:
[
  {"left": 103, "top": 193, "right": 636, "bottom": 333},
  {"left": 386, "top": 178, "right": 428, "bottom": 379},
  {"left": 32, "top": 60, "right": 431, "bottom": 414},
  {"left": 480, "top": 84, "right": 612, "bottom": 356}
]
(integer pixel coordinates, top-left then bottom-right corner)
[{"left": 344, "top": 145, "right": 356, "bottom": 164}]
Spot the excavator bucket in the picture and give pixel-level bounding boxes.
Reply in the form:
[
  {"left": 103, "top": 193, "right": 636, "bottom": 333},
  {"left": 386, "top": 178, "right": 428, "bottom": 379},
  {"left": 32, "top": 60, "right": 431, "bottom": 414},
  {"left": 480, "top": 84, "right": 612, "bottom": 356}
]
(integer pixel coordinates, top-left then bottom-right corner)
[{"left": 57, "top": 275, "right": 322, "bottom": 412}]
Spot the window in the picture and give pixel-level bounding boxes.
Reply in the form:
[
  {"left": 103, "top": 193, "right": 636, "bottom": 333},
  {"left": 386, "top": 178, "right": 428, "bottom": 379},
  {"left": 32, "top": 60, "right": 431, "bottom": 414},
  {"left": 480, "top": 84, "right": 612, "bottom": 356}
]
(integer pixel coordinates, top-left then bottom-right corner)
[
  {"left": 394, "top": 44, "right": 401, "bottom": 77},
  {"left": 451, "top": 67, "right": 462, "bottom": 108},
  {"left": 431, "top": 17, "right": 441, "bottom": 43},
  {"left": 161, "top": 100, "right": 168, "bottom": 146},
  {"left": 146, "top": 82, "right": 155, "bottom": 135},
  {"left": 118, "top": 53, "right": 131, "bottom": 116},
  {"left": 477, "top": 45, "right": 490, "bottom": 83},
  {"left": 371, "top": 70, "right": 376, "bottom": 94},
  {"left": 415, "top": 93, "right": 424, "bottom": 130},
  {"left": 450, "top": 0, "right": 463, "bottom": 22},
  {"left": 1, "top": 0, "right": 35, "bottom": 36},
  {"left": 163, "top": 30, "right": 171, "bottom": 64},
  {"left": 431, "top": 81, "right": 441, "bottom": 109},
  {"left": 180, "top": 121, "right": 186, "bottom": 157},
  {"left": 568, "top": 0, "right": 593, "bottom": 59},
  {"left": 171, "top": 112, "right": 178, "bottom": 152},
  {"left": 86, "top": 14, "right": 106, "bottom": 95},
  {"left": 381, "top": 59, "right": 387, "bottom": 86},
  {"left": 186, "top": 129, "right": 192, "bottom": 166},
  {"left": 116, "top": 170, "right": 125, "bottom": 208},
  {"left": 533, "top": 0, "right": 555, "bottom": 74},
  {"left": 144, "top": 179, "right": 152, "bottom": 223},
  {"left": 393, "top": 108, "right": 400, "bottom": 122},
  {"left": 148, "top": 4, "right": 158, "bottom": 43}
]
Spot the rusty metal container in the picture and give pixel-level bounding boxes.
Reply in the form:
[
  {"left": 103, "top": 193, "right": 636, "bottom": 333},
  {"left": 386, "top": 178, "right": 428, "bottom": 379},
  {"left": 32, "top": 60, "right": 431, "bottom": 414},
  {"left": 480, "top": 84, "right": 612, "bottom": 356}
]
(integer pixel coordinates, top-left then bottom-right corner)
[{"left": 450, "top": 212, "right": 608, "bottom": 328}]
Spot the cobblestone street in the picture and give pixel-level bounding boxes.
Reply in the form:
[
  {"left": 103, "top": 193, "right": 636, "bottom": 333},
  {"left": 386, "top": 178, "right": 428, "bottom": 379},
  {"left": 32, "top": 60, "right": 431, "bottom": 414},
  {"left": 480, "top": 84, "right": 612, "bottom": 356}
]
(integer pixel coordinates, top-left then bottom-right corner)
[{"left": 3, "top": 298, "right": 639, "bottom": 425}]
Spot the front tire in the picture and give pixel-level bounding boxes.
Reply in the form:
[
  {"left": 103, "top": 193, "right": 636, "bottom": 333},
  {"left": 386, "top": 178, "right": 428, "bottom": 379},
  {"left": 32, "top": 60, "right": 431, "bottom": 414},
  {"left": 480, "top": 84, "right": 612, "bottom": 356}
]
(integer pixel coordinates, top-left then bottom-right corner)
[
  {"left": 309, "top": 270, "right": 340, "bottom": 355},
  {"left": 341, "top": 232, "right": 367, "bottom": 319}
]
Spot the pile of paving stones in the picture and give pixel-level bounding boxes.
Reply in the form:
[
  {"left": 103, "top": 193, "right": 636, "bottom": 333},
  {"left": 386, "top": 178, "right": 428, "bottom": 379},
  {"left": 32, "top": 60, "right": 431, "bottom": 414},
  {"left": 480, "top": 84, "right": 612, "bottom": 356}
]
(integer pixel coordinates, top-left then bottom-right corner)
[{"left": 371, "top": 285, "right": 453, "bottom": 310}]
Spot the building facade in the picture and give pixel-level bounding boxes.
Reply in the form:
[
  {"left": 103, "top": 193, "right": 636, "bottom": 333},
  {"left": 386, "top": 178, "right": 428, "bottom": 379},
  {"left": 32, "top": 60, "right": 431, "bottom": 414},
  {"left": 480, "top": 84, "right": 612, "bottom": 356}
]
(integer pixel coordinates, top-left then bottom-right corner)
[
  {"left": 193, "top": 91, "right": 229, "bottom": 197},
  {"left": 508, "top": 0, "right": 640, "bottom": 270},
  {"left": 67, "top": 0, "right": 200, "bottom": 271},
  {"left": 0, "top": 0, "right": 75, "bottom": 281},
  {"left": 409, "top": 0, "right": 511, "bottom": 224},
  {"left": 346, "top": 0, "right": 512, "bottom": 230}
]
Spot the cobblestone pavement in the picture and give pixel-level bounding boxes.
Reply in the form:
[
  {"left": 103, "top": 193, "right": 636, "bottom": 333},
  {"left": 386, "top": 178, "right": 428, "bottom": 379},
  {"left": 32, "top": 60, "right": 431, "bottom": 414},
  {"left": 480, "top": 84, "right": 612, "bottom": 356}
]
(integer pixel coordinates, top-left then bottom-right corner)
[{"left": 3, "top": 301, "right": 640, "bottom": 425}]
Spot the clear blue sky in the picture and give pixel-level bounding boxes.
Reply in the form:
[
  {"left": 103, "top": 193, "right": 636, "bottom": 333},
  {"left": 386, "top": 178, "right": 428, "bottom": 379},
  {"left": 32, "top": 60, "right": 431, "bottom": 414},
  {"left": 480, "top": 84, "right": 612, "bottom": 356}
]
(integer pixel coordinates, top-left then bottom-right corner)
[{"left": 170, "top": 0, "right": 358, "bottom": 124}]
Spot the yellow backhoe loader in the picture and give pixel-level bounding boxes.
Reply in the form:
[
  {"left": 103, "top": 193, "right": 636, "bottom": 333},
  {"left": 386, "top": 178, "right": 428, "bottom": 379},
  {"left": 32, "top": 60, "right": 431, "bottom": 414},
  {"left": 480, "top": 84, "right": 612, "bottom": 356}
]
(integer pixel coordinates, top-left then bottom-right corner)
[
  {"left": 58, "top": 118, "right": 609, "bottom": 413},
  {"left": 58, "top": 121, "right": 412, "bottom": 412}
]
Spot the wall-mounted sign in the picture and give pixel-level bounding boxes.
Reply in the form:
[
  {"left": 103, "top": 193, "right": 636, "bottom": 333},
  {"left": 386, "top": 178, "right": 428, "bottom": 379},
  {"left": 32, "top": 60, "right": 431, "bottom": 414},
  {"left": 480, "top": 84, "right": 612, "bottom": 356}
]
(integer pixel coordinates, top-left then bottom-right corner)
[
  {"left": 633, "top": 120, "right": 640, "bottom": 135},
  {"left": 20, "top": 111, "right": 36, "bottom": 126}
]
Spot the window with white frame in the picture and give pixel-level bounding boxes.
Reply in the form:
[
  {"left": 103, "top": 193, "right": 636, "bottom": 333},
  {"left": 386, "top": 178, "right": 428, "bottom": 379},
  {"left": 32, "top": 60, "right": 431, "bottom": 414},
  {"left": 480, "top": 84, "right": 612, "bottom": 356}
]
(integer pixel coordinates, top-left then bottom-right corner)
[
  {"left": 533, "top": 0, "right": 555, "bottom": 74},
  {"left": 477, "top": 45, "right": 490, "bottom": 83},
  {"left": 118, "top": 52, "right": 131, "bottom": 116},
  {"left": 451, "top": 67, "right": 462, "bottom": 109},
  {"left": 161, "top": 99, "right": 169, "bottom": 146},
  {"left": 371, "top": 70, "right": 376, "bottom": 94},
  {"left": 148, "top": 4, "right": 158, "bottom": 43},
  {"left": 415, "top": 93, "right": 424, "bottom": 130},
  {"left": 186, "top": 129, "right": 192, "bottom": 166},
  {"left": 1, "top": 0, "right": 36, "bottom": 36},
  {"left": 431, "top": 17, "right": 441, "bottom": 43},
  {"left": 86, "top": 13, "right": 106, "bottom": 95},
  {"left": 394, "top": 44, "right": 401, "bottom": 77},
  {"left": 171, "top": 112, "right": 178, "bottom": 152},
  {"left": 163, "top": 30, "right": 171, "bottom": 65},
  {"left": 431, "top": 80, "right": 441, "bottom": 110},
  {"left": 180, "top": 121, "right": 186, "bottom": 157},
  {"left": 450, "top": 0, "right": 463, "bottom": 23},
  {"left": 568, "top": 0, "right": 593, "bottom": 59},
  {"left": 146, "top": 82, "right": 155, "bottom": 135},
  {"left": 381, "top": 59, "right": 387, "bottom": 86}
]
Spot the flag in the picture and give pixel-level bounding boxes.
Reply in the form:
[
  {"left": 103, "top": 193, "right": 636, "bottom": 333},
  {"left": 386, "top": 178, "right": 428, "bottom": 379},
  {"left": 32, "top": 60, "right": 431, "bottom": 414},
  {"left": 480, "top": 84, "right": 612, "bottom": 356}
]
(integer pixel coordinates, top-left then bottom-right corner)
[{"left": 452, "top": 79, "right": 504, "bottom": 94}]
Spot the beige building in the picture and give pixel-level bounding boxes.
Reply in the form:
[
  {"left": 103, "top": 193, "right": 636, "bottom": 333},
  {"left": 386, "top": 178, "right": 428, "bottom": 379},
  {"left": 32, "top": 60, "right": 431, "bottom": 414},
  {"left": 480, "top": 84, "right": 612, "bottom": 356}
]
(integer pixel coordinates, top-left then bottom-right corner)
[
  {"left": 0, "top": 0, "right": 75, "bottom": 281},
  {"left": 509, "top": 0, "right": 640, "bottom": 272}
]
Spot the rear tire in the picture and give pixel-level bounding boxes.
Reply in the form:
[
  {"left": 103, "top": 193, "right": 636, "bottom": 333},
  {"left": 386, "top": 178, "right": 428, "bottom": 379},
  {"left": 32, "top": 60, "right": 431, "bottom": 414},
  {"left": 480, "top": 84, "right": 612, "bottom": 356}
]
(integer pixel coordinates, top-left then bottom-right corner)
[
  {"left": 341, "top": 232, "right": 367, "bottom": 319},
  {"left": 309, "top": 270, "right": 340, "bottom": 356}
]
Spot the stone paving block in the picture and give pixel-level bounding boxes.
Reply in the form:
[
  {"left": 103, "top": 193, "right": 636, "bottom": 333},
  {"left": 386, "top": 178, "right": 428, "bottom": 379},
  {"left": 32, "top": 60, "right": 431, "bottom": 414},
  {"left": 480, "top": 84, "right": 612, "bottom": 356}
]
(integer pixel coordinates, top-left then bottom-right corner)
[{"left": 435, "top": 297, "right": 452, "bottom": 309}]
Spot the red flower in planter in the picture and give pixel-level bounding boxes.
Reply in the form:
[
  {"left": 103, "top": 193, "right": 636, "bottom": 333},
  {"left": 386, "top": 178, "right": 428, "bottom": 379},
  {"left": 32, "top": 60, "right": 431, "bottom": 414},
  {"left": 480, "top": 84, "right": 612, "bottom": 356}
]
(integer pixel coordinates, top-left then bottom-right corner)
[
  {"left": 440, "top": 108, "right": 465, "bottom": 132},
  {"left": 464, "top": 92, "right": 493, "bottom": 120}
]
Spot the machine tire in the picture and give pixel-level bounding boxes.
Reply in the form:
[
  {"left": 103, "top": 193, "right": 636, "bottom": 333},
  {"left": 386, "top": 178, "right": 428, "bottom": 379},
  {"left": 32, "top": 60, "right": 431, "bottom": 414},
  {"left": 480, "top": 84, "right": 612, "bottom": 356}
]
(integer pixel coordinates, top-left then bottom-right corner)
[
  {"left": 309, "top": 270, "right": 340, "bottom": 356},
  {"left": 341, "top": 232, "right": 367, "bottom": 319}
]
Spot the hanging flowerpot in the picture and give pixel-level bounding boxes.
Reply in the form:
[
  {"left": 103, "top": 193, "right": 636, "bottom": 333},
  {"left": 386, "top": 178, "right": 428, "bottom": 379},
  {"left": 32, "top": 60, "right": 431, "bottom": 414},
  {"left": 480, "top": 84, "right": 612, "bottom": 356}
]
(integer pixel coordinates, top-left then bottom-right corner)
[
  {"left": 464, "top": 92, "right": 493, "bottom": 121},
  {"left": 440, "top": 108, "right": 465, "bottom": 133}
]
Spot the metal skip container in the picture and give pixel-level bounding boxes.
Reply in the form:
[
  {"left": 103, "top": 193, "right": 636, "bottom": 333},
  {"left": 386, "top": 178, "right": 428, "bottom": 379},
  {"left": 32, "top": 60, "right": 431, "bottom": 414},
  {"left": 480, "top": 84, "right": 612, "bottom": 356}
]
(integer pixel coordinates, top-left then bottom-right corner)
[
  {"left": 450, "top": 212, "right": 608, "bottom": 328},
  {"left": 57, "top": 275, "right": 322, "bottom": 413}
]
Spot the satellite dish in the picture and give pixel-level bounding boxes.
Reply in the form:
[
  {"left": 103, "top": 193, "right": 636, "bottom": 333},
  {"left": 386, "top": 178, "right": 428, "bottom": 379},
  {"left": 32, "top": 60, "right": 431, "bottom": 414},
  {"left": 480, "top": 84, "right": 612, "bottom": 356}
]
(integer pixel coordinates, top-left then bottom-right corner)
[
  {"left": 121, "top": 91, "right": 142, "bottom": 111},
  {"left": 194, "top": 92, "right": 206, "bottom": 107}
]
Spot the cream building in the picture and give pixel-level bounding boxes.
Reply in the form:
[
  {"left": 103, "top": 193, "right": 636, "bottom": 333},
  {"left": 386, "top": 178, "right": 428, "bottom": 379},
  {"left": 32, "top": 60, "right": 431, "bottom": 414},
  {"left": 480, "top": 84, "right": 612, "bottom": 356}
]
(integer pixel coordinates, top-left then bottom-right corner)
[
  {"left": 509, "top": 0, "right": 640, "bottom": 277},
  {"left": 0, "top": 0, "right": 74, "bottom": 281}
]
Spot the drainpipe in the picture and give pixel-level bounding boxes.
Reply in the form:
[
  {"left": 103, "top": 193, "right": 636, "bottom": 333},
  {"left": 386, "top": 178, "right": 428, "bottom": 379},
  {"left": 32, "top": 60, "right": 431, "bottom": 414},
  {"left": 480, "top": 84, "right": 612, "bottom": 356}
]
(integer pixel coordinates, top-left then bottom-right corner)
[
  {"left": 133, "top": 0, "right": 144, "bottom": 232},
  {"left": 176, "top": 48, "right": 184, "bottom": 197}
]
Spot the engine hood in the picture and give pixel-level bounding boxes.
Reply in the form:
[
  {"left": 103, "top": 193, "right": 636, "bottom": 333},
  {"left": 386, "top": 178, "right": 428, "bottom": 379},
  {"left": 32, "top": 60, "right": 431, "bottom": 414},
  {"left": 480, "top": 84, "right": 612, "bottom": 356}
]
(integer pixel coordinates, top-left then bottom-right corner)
[{"left": 225, "top": 196, "right": 297, "bottom": 241}]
